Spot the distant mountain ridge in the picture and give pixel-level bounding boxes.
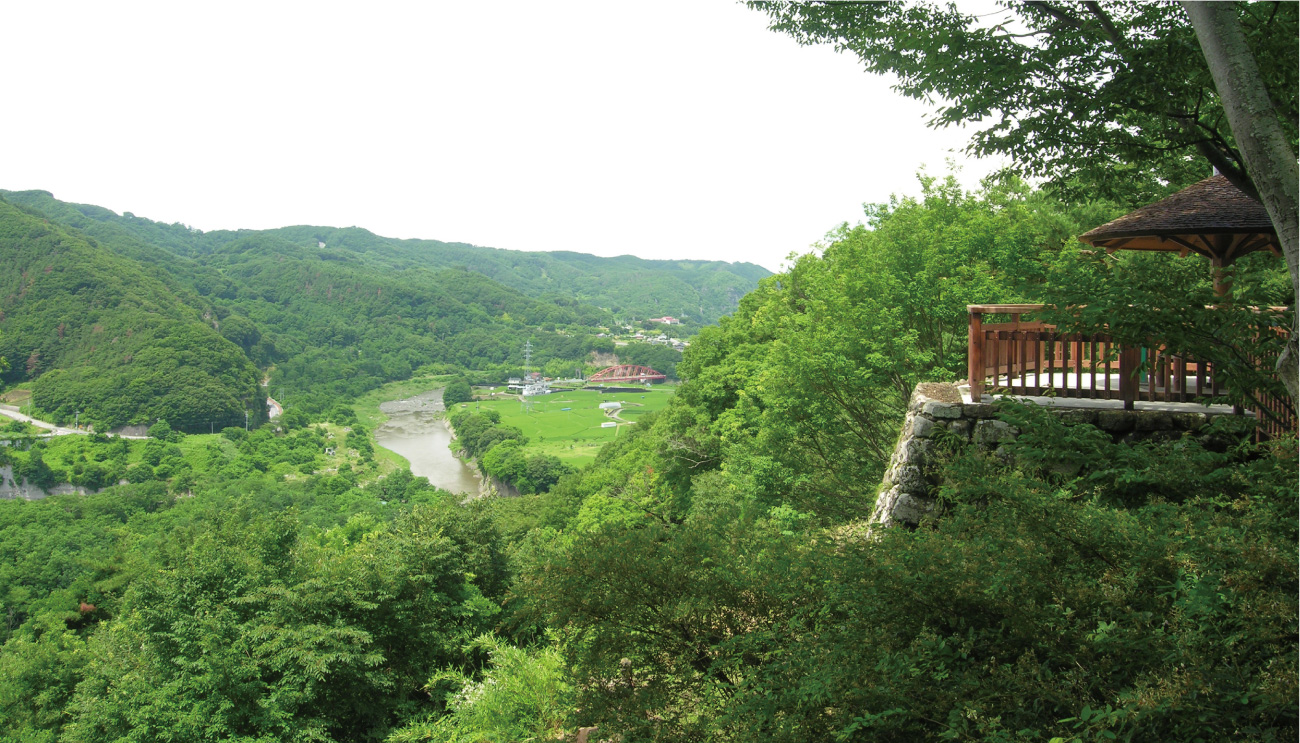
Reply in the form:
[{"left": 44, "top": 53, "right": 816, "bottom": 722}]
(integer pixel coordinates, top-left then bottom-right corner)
[
  {"left": 1, "top": 189, "right": 754, "bottom": 427},
  {"left": 1, "top": 191, "right": 770, "bottom": 324}
]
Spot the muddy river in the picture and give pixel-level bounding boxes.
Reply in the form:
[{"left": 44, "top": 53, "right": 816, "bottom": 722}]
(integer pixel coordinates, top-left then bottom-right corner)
[{"left": 374, "top": 388, "right": 481, "bottom": 495}]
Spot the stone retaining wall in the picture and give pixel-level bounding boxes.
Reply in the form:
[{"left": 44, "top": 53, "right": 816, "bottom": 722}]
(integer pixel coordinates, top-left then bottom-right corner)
[
  {"left": 869, "top": 383, "right": 1246, "bottom": 529},
  {"left": 110, "top": 424, "right": 150, "bottom": 438}
]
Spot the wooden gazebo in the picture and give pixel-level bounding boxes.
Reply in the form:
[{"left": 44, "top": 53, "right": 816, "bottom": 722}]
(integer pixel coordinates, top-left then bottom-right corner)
[
  {"left": 967, "top": 175, "right": 1294, "bottom": 438},
  {"left": 1078, "top": 175, "right": 1281, "bottom": 295}
]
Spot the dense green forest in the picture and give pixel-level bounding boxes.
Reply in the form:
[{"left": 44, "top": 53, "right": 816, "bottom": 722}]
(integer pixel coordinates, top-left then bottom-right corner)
[
  {"left": 1, "top": 172, "right": 1292, "bottom": 742},
  {"left": 0, "top": 200, "right": 264, "bottom": 431},
  {"left": 0, "top": 2, "right": 1296, "bottom": 740},
  {"left": 0, "top": 188, "right": 715, "bottom": 425},
  {"left": 0, "top": 190, "right": 769, "bottom": 326},
  {"left": 485, "top": 177, "right": 1294, "bottom": 741}
]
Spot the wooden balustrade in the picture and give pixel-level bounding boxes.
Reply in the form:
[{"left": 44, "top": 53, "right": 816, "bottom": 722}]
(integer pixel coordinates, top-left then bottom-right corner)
[
  {"left": 1255, "top": 385, "right": 1298, "bottom": 441},
  {"left": 967, "top": 305, "right": 1295, "bottom": 441},
  {"left": 968, "top": 305, "right": 1227, "bottom": 412}
]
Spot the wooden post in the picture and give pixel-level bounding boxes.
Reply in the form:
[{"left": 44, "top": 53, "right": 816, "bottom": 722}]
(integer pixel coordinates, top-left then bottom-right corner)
[
  {"left": 1119, "top": 344, "right": 1140, "bottom": 410},
  {"left": 968, "top": 308, "right": 984, "bottom": 401},
  {"left": 1211, "top": 256, "right": 1233, "bottom": 298}
]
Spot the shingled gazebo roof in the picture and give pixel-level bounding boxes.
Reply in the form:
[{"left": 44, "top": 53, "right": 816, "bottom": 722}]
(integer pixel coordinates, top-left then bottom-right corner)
[{"left": 1079, "top": 175, "right": 1280, "bottom": 266}]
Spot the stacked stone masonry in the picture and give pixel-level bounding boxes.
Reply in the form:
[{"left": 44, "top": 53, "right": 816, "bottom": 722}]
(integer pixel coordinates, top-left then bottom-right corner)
[{"left": 869, "top": 382, "right": 1246, "bottom": 529}]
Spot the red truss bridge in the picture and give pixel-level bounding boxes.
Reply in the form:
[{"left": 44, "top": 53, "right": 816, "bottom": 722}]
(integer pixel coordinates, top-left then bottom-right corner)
[{"left": 588, "top": 364, "right": 666, "bottom": 383}]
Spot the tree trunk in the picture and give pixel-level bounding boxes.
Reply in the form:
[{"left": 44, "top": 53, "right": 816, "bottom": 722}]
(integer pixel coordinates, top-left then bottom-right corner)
[{"left": 1183, "top": 1, "right": 1299, "bottom": 400}]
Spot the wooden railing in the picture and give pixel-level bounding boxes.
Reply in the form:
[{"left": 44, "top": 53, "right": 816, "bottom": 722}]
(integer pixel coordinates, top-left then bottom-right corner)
[
  {"left": 968, "top": 304, "right": 1230, "bottom": 410},
  {"left": 1246, "top": 335, "right": 1299, "bottom": 442},
  {"left": 968, "top": 305, "right": 1295, "bottom": 440},
  {"left": 1255, "top": 383, "right": 1298, "bottom": 441}
]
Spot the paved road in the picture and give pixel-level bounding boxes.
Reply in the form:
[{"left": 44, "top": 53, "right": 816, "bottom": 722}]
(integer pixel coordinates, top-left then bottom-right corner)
[
  {"left": 1, "top": 397, "right": 282, "bottom": 438},
  {"left": 0, "top": 405, "right": 147, "bottom": 438}
]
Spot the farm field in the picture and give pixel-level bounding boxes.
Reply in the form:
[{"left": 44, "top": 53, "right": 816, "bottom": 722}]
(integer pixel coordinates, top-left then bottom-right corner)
[{"left": 450, "top": 386, "right": 675, "bottom": 467}]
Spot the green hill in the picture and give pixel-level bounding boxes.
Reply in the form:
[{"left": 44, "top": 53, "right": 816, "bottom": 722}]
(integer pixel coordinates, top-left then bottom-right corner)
[
  {"left": 0, "top": 191, "right": 769, "bottom": 324},
  {"left": 276, "top": 227, "right": 770, "bottom": 324},
  {"left": 0, "top": 189, "right": 761, "bottom": 425},
  {"left": 190, "top": 231, "right": 617, "bottom": 410},
  {"left": 0, "top": 192, "right": 629, "bottom": 417},
  {"left": 0, "top": 198, "right": 263, "bottom": 431}
]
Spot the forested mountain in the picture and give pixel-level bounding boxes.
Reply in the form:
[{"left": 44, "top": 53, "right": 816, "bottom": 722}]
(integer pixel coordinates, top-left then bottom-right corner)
[
  {"left": 1, "top": 175, "right": 1291, "bottom": 743},
  {"left": 2, "top": 1, "right": 1295, "bottom": 739},
  {"left": 165, "top": 231, "right": 615, "bottom": 413},
  {"left": 0, "top": 190, "right": 769, "bottom": 324},
  {"left": 0, "top": 191, "right": 638, "bottom": 423},
  {"left": 0, "top": 199, "right": 263, "bottom": 431},
  {"left": 272, "top": 226, "right": 768, "bottom": 325}
]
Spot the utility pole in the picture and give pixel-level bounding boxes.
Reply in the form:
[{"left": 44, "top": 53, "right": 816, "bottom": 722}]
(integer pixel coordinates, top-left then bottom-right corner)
[
  {"left": 75, "top": 410, "right": 79, "bottom": 430},
  {"left": 245, "top": 409, "right": 249, "bottom": 431}
]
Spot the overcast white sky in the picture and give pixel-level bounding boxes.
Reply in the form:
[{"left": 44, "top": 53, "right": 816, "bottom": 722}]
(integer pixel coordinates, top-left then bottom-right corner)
[{"left": 1, "top": 1, "right": 1003, "bottom": 273}]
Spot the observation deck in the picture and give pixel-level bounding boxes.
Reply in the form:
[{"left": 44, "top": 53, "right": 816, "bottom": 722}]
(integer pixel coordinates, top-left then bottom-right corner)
[{"left": 964, "top": 304, "right": 1295, "bottom": 440}]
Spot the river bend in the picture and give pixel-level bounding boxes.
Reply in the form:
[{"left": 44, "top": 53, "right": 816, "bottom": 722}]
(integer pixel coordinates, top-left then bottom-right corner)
[{"left": 374, "top": 388, "right": 480, "bottom": 495}]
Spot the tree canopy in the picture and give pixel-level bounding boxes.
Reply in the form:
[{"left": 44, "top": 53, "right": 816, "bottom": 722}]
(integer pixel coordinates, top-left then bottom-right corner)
[
  {"left": 748, "top": 1, "right": 1298, "bottom": 205},
  {"left": 0, "top": 199, "right": 264, "bottom": 431},
  {"left": 0, "top": 191, "right": 666, "bottom": 422},
  {"left": 0, "top": 6, "right": 1295, "bottom": 740},
  {"left": 0, "top": 173, "right": 1293, "bottom": 743}
]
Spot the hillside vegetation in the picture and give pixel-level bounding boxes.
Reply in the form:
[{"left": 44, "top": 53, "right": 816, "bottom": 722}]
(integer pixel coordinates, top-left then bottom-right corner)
[
  {"left": 0, "top": 191, "right": 689, "bottom": 423},
  {"left": 1, "top": 190, "right": 769, "bottom": 325},
  {"left": 0, "top": 174, "right": 1294, "bottom": 742},
  {"left": 473, "top": 176, "right": 1297, "bottom": 741},
  {"left": 0, "top": 200, "right": 262, "bottom": 430},
  {"left": 1, "top": 0, "right": 1296, "bottom": 738}
]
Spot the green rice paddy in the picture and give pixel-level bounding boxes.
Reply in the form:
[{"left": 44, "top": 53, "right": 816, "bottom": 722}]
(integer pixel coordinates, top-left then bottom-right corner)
[{"left": 453, "top": 386, "right": 675, "bottom": 467}]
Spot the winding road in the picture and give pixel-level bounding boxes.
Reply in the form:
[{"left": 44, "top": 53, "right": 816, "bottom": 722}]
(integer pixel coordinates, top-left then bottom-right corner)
[{"left": 0, "top": 405, "right": 156, "bottom": 439}]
